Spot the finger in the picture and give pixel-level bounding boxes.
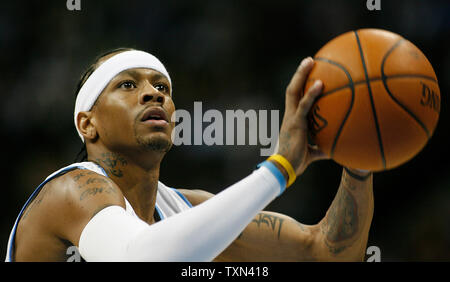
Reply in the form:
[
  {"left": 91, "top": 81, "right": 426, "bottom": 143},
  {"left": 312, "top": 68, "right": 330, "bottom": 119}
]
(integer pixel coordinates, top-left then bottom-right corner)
[
  {"left": 285, "top": 57, "right": 314, "bottom": 115},
  {"left": 297, "top": 79, "right": 323, "bottom": 118}
]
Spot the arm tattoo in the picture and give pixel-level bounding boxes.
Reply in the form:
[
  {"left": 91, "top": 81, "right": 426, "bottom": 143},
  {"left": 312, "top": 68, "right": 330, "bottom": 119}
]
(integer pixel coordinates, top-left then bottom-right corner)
[
  {"left": 322, "top": 187, "right": 358, "bottom": 242},
  {"left": 80, "top": 186, "right": 117, "bottom": 201},
  {"left": 237, "top": 213, "right": 285, "bottom": 240},
  {"left": 22, "top": 171, "right": 98, "bottom": 220},
  {"left": 72, "top": 170, "right": 95, "bottom": 181},
  {"left": 75, "top": 176, "right": 117, "bottom": 201},
  {"left": 321, "top": 172, "right": 359, "bottom": 254},
  {"left": 251, "top": 213, "right": 285, "bottom": 239}
]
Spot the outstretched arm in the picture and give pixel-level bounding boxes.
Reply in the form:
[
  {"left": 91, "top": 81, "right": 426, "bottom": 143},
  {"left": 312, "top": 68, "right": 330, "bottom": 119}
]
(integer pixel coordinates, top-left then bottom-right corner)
[
  {"left": 179, "top": 54, "right": 374, "bottom": 261},
  {"left": 180, "top": 167, "right": 374, "bottom": 262}
]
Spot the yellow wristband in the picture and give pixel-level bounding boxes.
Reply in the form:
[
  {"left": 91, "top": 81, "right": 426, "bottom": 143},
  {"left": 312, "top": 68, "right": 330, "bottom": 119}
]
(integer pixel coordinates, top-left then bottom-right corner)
[{"left": 267, "top": 154, "right": 296, "bottom": 188}]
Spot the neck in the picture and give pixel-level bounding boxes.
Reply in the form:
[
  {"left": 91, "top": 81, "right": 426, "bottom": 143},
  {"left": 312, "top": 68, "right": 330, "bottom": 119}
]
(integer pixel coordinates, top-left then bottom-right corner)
[{"left": 87, "top": 146, "right": 166, "bottom": 223}]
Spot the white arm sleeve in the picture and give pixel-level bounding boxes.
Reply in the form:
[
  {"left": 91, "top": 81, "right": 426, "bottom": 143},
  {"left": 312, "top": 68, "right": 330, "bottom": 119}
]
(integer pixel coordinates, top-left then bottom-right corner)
[{"left": 78, "top": 166, "right": 282, "bottom": 261}]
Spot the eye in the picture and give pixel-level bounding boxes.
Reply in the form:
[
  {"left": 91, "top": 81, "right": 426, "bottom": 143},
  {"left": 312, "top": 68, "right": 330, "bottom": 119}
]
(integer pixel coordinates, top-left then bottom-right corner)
[
  {"left": 154, "top": 83, "right": 169, "bottom": 93},
  {"left": 118, "top": 80, "right": 137, "bottom": 90}
]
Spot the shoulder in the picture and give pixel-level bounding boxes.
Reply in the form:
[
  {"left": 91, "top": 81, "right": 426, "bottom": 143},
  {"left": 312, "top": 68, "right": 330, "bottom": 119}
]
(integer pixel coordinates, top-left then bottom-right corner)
[
  {"left": 14, "top": 167, "right": 127, "bottom": 260},
  {"left": 23, "top": 168, "right": 125, "bottom": 243},
  {"left": 51, "top": 169, "right": 126, "bottom": 221},
  {"left": 56, "top": 169, "right": 124, "bottom": 202},
  {"left": 176, "top": 189, "right": 215, "bottom": 206}
]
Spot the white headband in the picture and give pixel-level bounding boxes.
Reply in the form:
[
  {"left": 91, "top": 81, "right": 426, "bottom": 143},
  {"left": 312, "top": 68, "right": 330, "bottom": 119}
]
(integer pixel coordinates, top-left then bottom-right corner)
[{"left": 74, "top": 50, "right": 172, "bottom": 141}]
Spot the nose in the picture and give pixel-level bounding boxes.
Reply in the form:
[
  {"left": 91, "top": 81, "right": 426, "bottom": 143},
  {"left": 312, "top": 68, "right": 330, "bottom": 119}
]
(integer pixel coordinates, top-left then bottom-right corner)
[{"left": 139, "top": 84, "right": 165, "bottom": 105}]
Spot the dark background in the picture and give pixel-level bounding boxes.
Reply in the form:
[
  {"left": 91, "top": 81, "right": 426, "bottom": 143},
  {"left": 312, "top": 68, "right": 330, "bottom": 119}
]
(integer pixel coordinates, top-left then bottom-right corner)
[{"left": 1, "top": 0, "right": 449, "bottom": 261}]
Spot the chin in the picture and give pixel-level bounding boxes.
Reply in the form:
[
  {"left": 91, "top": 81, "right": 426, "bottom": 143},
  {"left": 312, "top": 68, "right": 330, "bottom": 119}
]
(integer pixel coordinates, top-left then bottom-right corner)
[{"left": 137, "top": 134, "right": 172, "bottom": 153}]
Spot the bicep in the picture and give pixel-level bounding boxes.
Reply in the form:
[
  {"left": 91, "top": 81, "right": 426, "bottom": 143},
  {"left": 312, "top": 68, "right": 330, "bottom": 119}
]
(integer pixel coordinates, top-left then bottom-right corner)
[{"left": 50, "top": 169, "right": 126, "bottom": 247}]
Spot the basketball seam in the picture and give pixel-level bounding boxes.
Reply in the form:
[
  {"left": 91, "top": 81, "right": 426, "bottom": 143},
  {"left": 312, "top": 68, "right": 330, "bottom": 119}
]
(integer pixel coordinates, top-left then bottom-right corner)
[
  {"left": 314, "top": 57, "right": 355, "bottom": 158},
  {"left": 321, "top": 74, "right": 438, "bottom": 98},
  {"left": 385, "top": 74, "right": 437, "bottom": 83},
  {"left": 354, "top": 30, "right": 387, "bottom": 170},
  {"left": 380, "top": 39, "right": 431, "bottom": 138}
]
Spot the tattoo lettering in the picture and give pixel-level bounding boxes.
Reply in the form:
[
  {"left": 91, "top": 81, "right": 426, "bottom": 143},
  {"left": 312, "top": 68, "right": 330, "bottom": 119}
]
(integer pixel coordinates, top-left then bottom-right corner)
[
  {"left": 94, "top": 152, "right": 128, "bottom": 178},
  {"left": 252, "top": 213, "right": 285, "bottom": 239},
  {"left": 85, "top": 177, "right": 109, "bottom": 186},
  {"left": 72, "top": 171, "right": 118, "bottom": 201},
  {"left": 74, "top": 176, "right": 117, "bottom": 201},
  {"left": 72, "top": 171, "right": 95, "bottom": 182},
  {"left": 76, "top": 177, "right": 107, "bottom": 189},
  {"left": 79, "top": 186, "right": 117, "bottom": 201}
]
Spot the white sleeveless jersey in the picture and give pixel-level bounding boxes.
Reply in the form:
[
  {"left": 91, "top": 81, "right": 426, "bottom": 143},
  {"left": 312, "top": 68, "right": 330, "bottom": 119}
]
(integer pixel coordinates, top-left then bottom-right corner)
[{"left": 5, "top": 162, "right": 192, "bottom": 262}]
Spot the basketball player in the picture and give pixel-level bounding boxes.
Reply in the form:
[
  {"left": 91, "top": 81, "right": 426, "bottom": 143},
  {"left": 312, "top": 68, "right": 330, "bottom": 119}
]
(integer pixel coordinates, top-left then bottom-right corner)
[{"left": 6, "top": 48, "right": 373, "bottom": 261}]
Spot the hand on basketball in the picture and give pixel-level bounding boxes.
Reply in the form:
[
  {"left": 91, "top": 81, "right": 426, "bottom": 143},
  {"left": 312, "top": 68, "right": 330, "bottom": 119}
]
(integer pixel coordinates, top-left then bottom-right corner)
[{"left": 276, "top": 57, "right": 330, "bottom": 177}]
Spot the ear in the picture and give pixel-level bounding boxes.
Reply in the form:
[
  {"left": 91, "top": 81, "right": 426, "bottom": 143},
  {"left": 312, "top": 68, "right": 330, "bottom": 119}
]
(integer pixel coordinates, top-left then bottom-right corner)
[{"left": 76, "top": 111, "right": 98, "bottom": 141}]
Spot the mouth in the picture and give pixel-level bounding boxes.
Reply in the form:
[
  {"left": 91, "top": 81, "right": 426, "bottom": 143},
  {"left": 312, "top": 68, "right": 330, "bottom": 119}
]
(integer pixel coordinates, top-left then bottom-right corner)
[{"left": 140, "top": 107, "right": 170, "bottom": 126}]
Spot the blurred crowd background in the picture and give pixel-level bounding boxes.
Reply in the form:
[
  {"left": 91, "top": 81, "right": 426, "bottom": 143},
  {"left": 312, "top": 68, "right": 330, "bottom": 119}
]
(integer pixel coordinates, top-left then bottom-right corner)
[{"left": 1, "top": 0, "right": 449, "bottom": 261}]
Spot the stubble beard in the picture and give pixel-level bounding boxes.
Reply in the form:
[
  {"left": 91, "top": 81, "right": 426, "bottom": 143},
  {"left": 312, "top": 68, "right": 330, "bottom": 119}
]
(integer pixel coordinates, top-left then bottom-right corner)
[
  {"left": 134, "top": 126, "right": 173, "bottom": 153},
  {"left": 137, "top": 135, "right": 172, "bottom": 153}
]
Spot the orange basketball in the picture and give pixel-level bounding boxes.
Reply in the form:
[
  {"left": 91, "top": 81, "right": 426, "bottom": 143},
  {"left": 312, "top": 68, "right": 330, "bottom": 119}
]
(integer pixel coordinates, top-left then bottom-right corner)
[{"left": 305, "top": 28, "right": 440, "bottom": 171}]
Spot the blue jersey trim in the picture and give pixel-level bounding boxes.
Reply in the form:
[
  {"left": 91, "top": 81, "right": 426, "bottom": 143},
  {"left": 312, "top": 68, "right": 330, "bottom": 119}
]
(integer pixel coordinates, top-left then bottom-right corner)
[
  {"left": 154, "top": 205, "right": 164, "bottom": 221},
  {"left": 171, "top": 188, "right": 193, "bottom": 208},
  {"left": 7, "top": 165, "right": 95, "bottom": 262}
]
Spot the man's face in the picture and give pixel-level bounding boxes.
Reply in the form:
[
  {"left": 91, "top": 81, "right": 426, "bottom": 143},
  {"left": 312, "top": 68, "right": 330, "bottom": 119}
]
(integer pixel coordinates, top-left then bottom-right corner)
[{"left": 90, "top": 67, "right": 175, "bottom": 153}]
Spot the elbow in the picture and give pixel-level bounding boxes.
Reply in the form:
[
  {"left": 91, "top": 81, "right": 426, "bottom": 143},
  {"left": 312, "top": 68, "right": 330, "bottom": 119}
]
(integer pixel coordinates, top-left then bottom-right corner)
[{"left": 310, "top": 225, "right": 367, "bottom": 262}]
